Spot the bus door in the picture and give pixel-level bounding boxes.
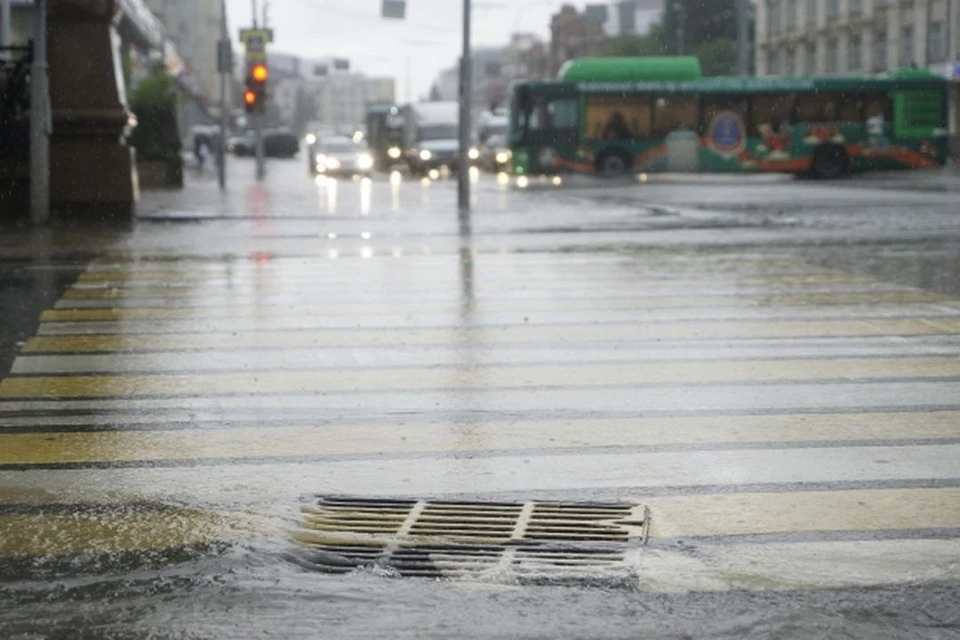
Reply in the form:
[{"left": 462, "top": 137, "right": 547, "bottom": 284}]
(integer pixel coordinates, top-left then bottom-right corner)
[{"left": 514, "top": 93, "right": 579, "bottom": 174}]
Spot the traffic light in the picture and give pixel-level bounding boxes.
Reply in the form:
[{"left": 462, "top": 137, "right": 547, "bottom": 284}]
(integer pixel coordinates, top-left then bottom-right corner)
[{"left": 244, "top": 62, "right": 269, "bottom": 113}]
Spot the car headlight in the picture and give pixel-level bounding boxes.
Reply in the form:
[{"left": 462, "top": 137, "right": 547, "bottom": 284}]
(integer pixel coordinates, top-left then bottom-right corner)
[
  {"left": 419, "top": 150, "right": 432, "bottom": 161},
  {"left": 388, "top": 146, "right": 402, "bottom": 159},
  {"left": 357, "top": 153, "right": 374, "bottom": 170},
  {"left": 326, "top": 157, "right": 341, "bottom": 170},
  {"left": 468, "top": 147, "right": 480, "bottom": 160},
  {"left": 305, "top": 133, "right": 317, "bottom": 145},
  {"left": 496, "top": 151, "right": 511, "bottom": 164},
  {"left": 316, "top": 153, "right": 325, "bottom": 164}
]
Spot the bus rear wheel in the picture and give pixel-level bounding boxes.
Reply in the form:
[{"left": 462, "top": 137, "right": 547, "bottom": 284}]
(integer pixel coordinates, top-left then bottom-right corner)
[
  {"left": 811, "top": 144, "right": 848, "bottom": 180},
  {"left": 596, "top": 150, "right": 632, "bottom": 178}
]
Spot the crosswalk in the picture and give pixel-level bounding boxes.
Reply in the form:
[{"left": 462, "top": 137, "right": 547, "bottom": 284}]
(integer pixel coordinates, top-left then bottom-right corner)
[{"left": 1, "top": 249, "right": 959, "bottom": 590}]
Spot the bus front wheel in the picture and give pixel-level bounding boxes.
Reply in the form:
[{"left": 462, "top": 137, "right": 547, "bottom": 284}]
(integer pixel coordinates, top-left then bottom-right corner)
[
  {"left": 596, "top": 150, "right": 632, "bottom": 178},
  {"left": 811, "top": 144, "right": 848, "bottom": 180}
]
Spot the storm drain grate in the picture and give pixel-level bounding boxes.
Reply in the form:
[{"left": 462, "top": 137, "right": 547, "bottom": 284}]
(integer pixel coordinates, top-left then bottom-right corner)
[{"left": 293, "top": 496, "right": 649, "bottom": 579}]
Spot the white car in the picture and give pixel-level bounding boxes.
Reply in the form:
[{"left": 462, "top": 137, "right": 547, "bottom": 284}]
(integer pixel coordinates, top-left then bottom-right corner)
[{"left": 312, "top": 137, "right": 375, "bottom": 177}]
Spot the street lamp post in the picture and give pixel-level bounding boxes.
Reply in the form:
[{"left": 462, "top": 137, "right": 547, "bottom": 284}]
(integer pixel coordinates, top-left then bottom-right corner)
[{"left": 30, "top": 0, "right": 50, "bottom": 224}]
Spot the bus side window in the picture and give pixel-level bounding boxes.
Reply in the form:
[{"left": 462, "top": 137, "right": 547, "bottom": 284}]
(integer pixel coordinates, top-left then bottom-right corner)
[
  {"left": 585, "top": 96, "right": 651, "bottom": 141},
  {"left": 750, "top": 94, "right": 794, "bottom": 138},
  {"left": 796, "top": 93, "right": 859, "bottom": 123},
  {"left": 652, "top": 96, "right": 698, "bottom": 138},
  {"left": 863, "top": 93, "right": 893, "bottom": 121}
]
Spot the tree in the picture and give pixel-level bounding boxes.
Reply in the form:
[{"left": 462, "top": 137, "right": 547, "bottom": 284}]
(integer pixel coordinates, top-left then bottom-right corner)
[
  {"left": 128, "top": 64, "right": 181, "bottom": 163},
  {"left": 428, "top": 84, "right": 442, "bottom": 102},
  {"left": 661, "top": 0, "right": 741, "bottom": 55},
  {"left": 603, "top": 24, "right": 668, "bottom": 57},
  {"left": 690, "top": 38, "right": 737, "bottom": 76}
]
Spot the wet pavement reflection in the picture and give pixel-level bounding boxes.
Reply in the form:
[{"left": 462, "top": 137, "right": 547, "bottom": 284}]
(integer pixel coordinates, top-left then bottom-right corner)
[{"left": 2, "top": 160, "right": 960, "bottom": 637}]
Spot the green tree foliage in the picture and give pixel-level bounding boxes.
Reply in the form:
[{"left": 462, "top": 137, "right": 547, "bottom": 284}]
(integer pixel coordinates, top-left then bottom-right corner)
[
  {"left": 128, "top": 65, "right": 181, "bottom": 162},
  {"left": 602, "top": 2, "right": 752, "bottom": 76},
  {"left": 690, "top": 38, "right": 737, "bottom": 76}
]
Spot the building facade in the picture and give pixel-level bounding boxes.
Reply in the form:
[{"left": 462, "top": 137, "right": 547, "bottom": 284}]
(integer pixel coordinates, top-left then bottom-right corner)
[
  {"left": 550, "top": 5, "right": 609, "bottom": 76},
  {"left": 143, "top": 0, "right": 222, "bottom": 103},
  {"left": 756, "top": 0, "right": 960, "bottom": 142},
  {"left": 757, "top": 0, "right": 957, "bottom": 76},
  {"left": 272, "top": 58, "right": 395, "bottom": 135}
]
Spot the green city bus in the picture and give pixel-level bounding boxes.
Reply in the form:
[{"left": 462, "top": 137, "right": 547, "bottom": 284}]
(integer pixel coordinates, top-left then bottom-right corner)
[{"left": 508, "top": 57, "right": 949, "bottom": 179}]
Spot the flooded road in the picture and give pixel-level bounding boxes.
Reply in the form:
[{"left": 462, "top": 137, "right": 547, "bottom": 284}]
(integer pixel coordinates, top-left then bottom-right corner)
[{"left": 2, "top": 161, "right": 960, "bottom": 637}]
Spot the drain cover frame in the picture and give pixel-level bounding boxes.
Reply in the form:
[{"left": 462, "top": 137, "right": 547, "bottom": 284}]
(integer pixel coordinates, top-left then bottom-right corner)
[{"left": 294, "top": 496, "right": 650, "bottom": 578}]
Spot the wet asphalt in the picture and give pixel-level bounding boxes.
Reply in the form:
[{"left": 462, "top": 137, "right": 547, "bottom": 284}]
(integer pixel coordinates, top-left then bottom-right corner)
[{"left": 1, "top": 160, "right": 960, "bottom": 638}]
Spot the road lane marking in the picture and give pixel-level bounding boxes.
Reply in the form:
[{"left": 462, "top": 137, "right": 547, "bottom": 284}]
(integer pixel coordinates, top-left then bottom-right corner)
[
  {"left": 1, "top": 445, "right": 958, "bottom": 503},
  {"left": 2, "top": 382, "right": 959, "bottom": 418},
  {"left": 642, "top": 487, "right": 960, "bottom": 539},
  {"left": 633, "top": 540, "right": 960, "bottom": 592},
  {"left": 40, "top": 292, "right": 952, "bottom": 323},
  {"left": 14, "top": 338, "right": 960, "bottom": 374},
  {"left": 1, "top": 411, "right": 959, "bottom": 466},
  {"left": 2, "top": 357, "right": 959, "bottom": 399},
  {"left": 22, "top": 318, "right": 960, "bottom": 353}
]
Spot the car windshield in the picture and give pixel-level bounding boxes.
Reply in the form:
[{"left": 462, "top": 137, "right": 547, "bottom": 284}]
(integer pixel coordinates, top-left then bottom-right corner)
[{"left": 418, "top": 124, "right": 458, "bottom": 141}]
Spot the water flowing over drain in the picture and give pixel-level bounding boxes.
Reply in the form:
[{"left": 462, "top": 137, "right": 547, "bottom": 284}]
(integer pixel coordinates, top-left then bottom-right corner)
[{"left": 293, "top": 496, "right": 649, "bottom": 579}]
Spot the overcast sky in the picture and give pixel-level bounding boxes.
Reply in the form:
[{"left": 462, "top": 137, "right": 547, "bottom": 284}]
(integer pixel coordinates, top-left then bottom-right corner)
[{"left": 227, "top": 0, "right": 587, "bottom": 100}]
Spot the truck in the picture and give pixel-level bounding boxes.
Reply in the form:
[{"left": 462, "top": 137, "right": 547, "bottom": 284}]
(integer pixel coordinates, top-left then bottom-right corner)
[{"left": 401, "top": 101, "right": 461, "bottom": 176}]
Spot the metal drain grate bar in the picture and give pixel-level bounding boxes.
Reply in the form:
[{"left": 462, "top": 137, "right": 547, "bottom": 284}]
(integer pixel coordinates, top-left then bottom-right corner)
[{"left": 296, "top": 496, "right": 646, "bottom": 578}]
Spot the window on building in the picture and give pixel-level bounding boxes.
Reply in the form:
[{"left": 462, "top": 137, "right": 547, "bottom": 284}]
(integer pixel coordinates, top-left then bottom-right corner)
[
  {"left": 807, "top": 0, "right": 817, "bottom": 24},
  {"left": 849, "top": 0, "right": 862, "bottom": 13},
  {"left": 806, "top": 42, "right": 818, "bottom": 74},
  {"left": 785, "top": 47, "right": 796, "bottom": 75},
  {"left": 750, "top": 94, "right": 794, "bottom": 137},
  {"left": 849, "top": 34, "right": 863, "bottom": 70},
  {"left": 769, "top": 49, "right": 782, "bottom": 74},
  {"left": 769, "top": 0, "right": 782, "bottom": 34},
  {"left": 900, "top": 25, "right": 914, "bottom": 67},
  {"left": 873, "top": 30, "right": 888, "bottom": 71},
  {"left": 929, "top": 21, "right": 947, "bottom": 62},
  {"left": 827, "top": 0, "right": 839, "bottom": 18},
  {"left": 826, "top": 38, "right": 839, "bottom": 73},
  {"left": 874, "top": 0, "right": 888, "bottom": 6},
  {"left": 787, "top": 0, "right": 797, "bottom": 28},
  {"left": 652, "top": 96, "right": 699, "bottom": 137}
]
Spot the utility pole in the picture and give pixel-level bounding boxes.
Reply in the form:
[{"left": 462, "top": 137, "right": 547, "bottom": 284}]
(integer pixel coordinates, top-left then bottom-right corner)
[
  {"left": 251, "top": 0, "right": 265, "bottom": 181},
  {"left": 1, "top": 0, "right": 12, "bottom": 60},
  {"left": 30, "top": 0, "right": 50, "bottom": 224},
  {"left": 737, "top": 0, "right": 750, "bottom": 75},
  {"left": 457, "top": 0, "right": 472, "bottom": 213},
  {"left": 218, "top": 0, "right": 229, "bottom": 190},
  {"left": 674, "top": 1, "right": 685, "bottom": 56}
]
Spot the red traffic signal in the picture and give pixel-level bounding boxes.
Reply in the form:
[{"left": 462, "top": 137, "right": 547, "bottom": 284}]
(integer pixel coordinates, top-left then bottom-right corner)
[{"left": 244, "top": 63, "right": 268, "bottom": 113}]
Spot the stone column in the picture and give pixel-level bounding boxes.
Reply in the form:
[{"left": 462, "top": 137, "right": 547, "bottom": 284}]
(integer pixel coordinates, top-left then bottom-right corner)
[{"left": 47, "top": 0, "right": 136, "bottom": 220}]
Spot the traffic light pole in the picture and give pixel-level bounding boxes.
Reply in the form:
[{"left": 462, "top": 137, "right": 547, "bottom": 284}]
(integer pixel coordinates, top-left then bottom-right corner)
[
  {"left": 457, "top": 0, "right": 472, "bottom": 213},
  {"left": 254, "top": 114, "right": 265, "bottom": 181}
]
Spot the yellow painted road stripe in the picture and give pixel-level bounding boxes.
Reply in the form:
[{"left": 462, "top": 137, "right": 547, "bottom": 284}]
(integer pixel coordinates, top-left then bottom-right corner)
[
  {"left": 22, "top": 318, "right": 960, "bottom": 353},
  {"left": 63, "top": 274, "right": 878, "bottom": 298},
  {"left": 0, "top": 510, "right": 270, "bottom": 557},
  {"left": 2, "top": 357, "right": 959, "bottom": 399},
  {"left": 643, "top": 487, "right": 960, "bottom": 539},
  {"left": 1, "top": 412, "right": 959, "bottom": 466},
  {"left": 40, "top": 292, "right": 953, "bottom": 323}
]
